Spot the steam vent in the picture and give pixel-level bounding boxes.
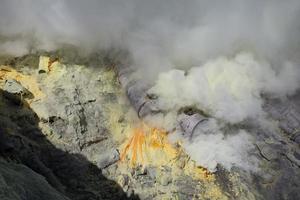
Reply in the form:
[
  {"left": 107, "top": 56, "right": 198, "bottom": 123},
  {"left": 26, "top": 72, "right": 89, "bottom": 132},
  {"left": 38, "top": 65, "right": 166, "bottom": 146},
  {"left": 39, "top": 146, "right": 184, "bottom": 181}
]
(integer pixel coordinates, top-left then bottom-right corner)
[{"left": 0, "top": 1, "right": 300, "bottom": 200}]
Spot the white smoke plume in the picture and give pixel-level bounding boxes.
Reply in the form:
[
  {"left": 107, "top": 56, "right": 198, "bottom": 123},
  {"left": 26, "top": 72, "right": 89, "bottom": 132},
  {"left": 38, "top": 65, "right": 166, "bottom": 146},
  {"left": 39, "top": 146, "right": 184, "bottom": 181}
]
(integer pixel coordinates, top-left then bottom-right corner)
[
  {"left": 169, "top": 119, "right": 258, "bottom": 172},
  {"left": 149, "top": 52, "right": 299, "bottom": 171},
  {"left": 150, "top": 52, "right": 300, "bottom": 123},
  {"left": 1, "top": 1, "right": 300, "bottom": 70},
  {"left": 1, "top": 0, "right": 300, "bottom": 172}
]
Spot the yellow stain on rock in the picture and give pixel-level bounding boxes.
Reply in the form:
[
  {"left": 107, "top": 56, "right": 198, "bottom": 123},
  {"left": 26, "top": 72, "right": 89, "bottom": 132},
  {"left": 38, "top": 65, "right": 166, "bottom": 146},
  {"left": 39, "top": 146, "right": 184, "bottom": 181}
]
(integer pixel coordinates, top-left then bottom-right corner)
[
  {"left": 120, "top": 123, "right": 178, "bottom": 167},
  {"left": 117, "top": 122, "right": 228, "bottom": 200},
  {"left": 0, "top": 65, "right": 45, "bottom": 104},
  {"left": 118, "top": 121, "right": 213, "bottom": 179}
]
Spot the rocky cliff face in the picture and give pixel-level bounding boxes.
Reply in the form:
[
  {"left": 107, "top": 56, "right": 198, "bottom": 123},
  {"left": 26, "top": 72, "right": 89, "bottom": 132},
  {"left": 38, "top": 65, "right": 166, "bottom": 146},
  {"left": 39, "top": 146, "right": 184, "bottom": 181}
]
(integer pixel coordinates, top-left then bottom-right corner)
[{"left": 0, "top": 52, "right": 299, "bottom": 200}]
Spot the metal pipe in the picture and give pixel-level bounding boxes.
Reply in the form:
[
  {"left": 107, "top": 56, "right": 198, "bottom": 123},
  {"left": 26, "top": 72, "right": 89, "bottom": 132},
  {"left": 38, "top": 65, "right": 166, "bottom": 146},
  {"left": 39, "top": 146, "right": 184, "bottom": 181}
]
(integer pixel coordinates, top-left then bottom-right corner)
[
  {"left": 116, "top": 65, "right": 211, "bottom": 137},
  {"left": 177, "top": 113, "right": 208, "bottom": 139},
  {"left": 116, "top": 65, "right": 160, "bottom": 118}
]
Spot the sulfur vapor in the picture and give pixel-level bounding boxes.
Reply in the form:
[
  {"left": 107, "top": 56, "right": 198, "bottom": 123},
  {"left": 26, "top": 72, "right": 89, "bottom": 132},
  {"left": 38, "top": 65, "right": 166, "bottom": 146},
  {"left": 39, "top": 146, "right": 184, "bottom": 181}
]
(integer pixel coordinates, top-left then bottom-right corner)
[{"left": 1, "top": 0, "right": 300, "bottom": 172}]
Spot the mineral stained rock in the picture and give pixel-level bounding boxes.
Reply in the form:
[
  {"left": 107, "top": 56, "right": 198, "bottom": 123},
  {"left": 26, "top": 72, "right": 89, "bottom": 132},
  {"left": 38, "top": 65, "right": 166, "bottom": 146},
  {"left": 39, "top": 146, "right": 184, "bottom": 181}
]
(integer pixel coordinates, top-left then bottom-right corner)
[
  {"left": 3, "top": 79, "right": 32, "bottom": 104},
  {"left": 0, "top": 54, "right": 299, "bottom": 200}
]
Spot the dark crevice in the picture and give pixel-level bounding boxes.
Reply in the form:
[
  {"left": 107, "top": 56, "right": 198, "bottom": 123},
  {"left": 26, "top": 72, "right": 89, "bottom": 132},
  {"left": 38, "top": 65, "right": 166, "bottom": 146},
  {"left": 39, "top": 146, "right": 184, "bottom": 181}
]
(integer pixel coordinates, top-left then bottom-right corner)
[{"left": 255, "top": 144, "right": 271, "bottom": 162}]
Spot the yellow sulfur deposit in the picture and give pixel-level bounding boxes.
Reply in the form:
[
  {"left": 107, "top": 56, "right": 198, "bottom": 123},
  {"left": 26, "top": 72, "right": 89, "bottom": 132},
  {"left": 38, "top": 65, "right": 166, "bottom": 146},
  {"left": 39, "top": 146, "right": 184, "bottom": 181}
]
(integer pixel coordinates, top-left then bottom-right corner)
[
  {"left": 120, "top": 123, "right": 177, "bottom": 167},
  {"left": 0, "top": 65, "right": 45, "bottom": 104}
]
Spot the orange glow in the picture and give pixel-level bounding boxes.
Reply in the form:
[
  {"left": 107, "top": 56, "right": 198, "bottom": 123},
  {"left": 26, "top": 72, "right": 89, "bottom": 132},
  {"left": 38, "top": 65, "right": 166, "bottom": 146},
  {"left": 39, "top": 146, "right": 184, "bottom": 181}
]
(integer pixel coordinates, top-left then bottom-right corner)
[
  {"left": 120, "top": 127, "right": 146, "bottom": 165},
  {"left": 120, "top": 123, "right": 177, "bottom": 167}
]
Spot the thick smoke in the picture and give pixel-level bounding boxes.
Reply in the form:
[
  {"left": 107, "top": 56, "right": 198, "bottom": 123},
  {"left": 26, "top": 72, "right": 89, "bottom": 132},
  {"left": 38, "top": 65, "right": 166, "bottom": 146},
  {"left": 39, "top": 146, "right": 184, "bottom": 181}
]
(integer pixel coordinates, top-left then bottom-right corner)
[
  {"left": 169, "top": 119, "right": 259, "bottom": 172},
  {"left": 1, "top": 0, "right": 300, "bottom": 171},
  {"left": 1, "top": 1, "right": 300, "bottom": 70},
  {"left": 150, "top": 52, "right": 300, "bottom": 123}
]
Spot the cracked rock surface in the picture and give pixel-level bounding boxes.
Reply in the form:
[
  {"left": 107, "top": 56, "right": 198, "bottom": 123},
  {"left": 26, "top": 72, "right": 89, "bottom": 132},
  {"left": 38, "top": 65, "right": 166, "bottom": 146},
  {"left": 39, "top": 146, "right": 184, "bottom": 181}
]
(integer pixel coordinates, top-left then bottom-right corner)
[{"left": 0, "top": 52, "right": 299, "bottom": 200}]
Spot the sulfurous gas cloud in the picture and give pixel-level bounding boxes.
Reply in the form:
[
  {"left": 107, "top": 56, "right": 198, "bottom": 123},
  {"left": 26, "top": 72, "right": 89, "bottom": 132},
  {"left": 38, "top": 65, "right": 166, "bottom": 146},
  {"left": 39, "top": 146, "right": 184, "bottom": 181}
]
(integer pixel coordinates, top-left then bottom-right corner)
[{"left": 1, "top": 0, "right": 300, "bottom": 172}]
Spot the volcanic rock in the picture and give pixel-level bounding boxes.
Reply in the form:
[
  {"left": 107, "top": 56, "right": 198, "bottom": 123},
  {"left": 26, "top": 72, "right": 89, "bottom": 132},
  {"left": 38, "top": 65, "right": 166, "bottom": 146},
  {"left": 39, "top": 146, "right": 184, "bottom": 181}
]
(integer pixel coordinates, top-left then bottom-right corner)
[{"left": 0, "top": 53, "right": 299, "bottom": 200}]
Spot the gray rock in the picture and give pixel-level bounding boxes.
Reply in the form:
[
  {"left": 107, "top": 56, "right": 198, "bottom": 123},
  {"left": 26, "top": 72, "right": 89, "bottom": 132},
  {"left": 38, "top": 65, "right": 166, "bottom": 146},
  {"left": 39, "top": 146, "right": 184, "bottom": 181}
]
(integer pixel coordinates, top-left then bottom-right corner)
[
  {"left": 294, "top": 151, "right": 300, "bottom": 160},
  {"left": 117, "top": 175, "right": 129, "bottom": 188},
  {"left": 256, "top": 142, "right": 278, "bottom": 161},
  {"left": 96, "top": 149, "right": 120, "bottom": 169},
  {"left": 3, "top": 79, "right": 29, "bottom": 95},
  {"left": 0, "top": 159, "right": 69, "bottom": 200},
  {"left": 159, "top": 175, "right": 172, "bottom": 186},
  {"left": 146, "top": 166, "right": 157, "bottom": 180},
  {"left": 293, "top": 134, "right": 300, "bottom": 144},
  {"left": 3, "top": 79, "right": 32, "bottom": 103},
  {"left": 264, "top": 95, "right": 300, "bottom": 137}
]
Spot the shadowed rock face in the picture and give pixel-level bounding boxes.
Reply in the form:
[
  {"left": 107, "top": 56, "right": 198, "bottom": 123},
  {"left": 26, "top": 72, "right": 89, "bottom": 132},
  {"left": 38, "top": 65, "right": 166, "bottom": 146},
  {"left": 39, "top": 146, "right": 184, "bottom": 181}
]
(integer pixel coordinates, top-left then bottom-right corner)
[
  {"left": 0, "top": 89, "right": 139, "bottom": 200},
  {"left": 0, "top": 159, "right": 68, "bottom": 200},
  {"left": 0, "top": 54, "right": 299, "bottom": 200}
]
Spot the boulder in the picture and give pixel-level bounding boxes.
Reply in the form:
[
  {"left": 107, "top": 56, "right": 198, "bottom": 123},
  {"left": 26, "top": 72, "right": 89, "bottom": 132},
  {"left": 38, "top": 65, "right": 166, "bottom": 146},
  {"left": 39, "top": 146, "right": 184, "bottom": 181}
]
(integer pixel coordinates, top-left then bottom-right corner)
[{"left": 3, "top": 79, "right": 32, "bottom": 104}]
